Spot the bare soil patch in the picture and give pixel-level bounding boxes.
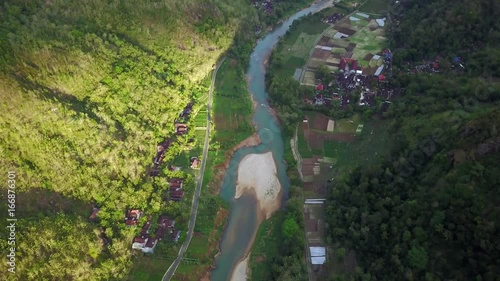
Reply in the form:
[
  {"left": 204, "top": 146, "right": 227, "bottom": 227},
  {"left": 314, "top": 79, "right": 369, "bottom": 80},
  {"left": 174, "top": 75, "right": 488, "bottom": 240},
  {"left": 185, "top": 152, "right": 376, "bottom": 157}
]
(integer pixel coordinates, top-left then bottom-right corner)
[
  {"left": 313, "top": 113, "right": 330, "bottom": 131},
  {"left": 307, "top": 130, "right": 355, "bottom": 150},
  {"left": 312, "top": 48, "right": 331, "bottom": 60}
]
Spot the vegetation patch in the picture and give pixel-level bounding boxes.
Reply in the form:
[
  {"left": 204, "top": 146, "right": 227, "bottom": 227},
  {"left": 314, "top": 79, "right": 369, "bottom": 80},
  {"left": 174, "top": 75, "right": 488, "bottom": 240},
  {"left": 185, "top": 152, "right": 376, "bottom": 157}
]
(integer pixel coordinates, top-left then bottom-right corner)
[
  {"left": 359, "top": 0, "right": 389, "bottom": 14},
  {"left": 249, "top": 213, "right": 283, "bottom": 281}
]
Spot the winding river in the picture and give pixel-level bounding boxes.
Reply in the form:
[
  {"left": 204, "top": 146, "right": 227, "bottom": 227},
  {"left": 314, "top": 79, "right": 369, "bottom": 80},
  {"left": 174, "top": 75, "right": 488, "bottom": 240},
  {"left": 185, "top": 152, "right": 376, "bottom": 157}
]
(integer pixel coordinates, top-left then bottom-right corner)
[{"left": 210, "top": 1, "right": 332, "bottom": 280}]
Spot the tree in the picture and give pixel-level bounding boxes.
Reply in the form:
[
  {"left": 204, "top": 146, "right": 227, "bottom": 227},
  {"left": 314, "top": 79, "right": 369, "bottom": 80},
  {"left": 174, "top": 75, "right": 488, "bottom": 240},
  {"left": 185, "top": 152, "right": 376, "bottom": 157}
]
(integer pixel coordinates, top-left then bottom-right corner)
[
  {"left": 407, "top": 246, "right": 428, "bottom": 271},
  {"left": 336, "top": 247, "right": 346, "bottom": 261},
  {"left": 282, "top": 217, "right": 299, "bottom": 241}
]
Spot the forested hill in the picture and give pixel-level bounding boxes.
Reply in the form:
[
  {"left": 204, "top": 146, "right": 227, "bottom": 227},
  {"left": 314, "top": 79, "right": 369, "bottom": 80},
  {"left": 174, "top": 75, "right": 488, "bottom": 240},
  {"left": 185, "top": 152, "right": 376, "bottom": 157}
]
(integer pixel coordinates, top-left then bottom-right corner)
[
  {"left": 390, "top": 0, "right": 500, "bottom": 71},
  {"left": 327, "top": 0, "right": 500, "bottom": 281},
  {"left": 0, "top": 0, "right": 259, "bottom": 280}
]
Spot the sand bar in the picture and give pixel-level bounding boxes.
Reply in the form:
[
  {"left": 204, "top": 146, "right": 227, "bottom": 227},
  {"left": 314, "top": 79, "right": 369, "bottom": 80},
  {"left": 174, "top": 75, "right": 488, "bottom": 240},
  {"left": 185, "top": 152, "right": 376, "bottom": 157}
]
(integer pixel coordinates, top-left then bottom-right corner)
[
  {"left": 235, "top": 152, "right": 282, "bottom": 220},
  {"left": 230, "top": 255, "right": 249, "bottom": 281}
]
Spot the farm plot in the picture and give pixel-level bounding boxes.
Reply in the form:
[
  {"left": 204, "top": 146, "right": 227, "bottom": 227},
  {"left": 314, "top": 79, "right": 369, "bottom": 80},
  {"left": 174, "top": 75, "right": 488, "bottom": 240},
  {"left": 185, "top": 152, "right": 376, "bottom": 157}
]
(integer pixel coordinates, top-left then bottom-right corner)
[
  {"left": 194, "top": 110, "right": 207, "bottom": 128},
  {"left": 323, "top": 120, "right": 391, "bottom": 172},
  {"left": 333, "top": 113, "right": 362, "bottom": 133},
  {"left": 348, "top": 26, "right": 386, "bottom": 62}
]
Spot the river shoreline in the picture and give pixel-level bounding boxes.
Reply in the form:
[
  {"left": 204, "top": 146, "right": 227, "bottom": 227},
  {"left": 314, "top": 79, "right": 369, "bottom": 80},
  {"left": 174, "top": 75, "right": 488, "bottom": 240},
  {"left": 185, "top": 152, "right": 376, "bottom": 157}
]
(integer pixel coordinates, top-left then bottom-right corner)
[
  {"left": 199, "top": 133, "right": 262, "bottom": 281},
  {"left": 211, "top": 1, "right": 334, "bottom": 280}
]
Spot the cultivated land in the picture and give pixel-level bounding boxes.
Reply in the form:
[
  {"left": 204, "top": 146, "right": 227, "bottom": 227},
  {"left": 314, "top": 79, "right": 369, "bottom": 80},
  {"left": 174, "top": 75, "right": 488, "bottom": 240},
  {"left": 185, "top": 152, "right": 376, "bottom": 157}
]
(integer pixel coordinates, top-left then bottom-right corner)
[
  {"left": 274, "top": 18, "right": 331, "bottom": 78},
  {"left": 300, "top": 9, "right": 387, "bottom": 84},
  {"left": 212, "top": 59, "right": 254, "bottom": 148}
]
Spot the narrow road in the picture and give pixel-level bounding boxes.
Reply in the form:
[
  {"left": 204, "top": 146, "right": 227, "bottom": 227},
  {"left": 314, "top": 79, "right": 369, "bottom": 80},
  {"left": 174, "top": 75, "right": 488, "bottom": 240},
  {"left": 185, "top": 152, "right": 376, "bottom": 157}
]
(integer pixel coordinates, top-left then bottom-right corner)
[{"left": 162, "top": 57, "right": 226, "bottom": 281}]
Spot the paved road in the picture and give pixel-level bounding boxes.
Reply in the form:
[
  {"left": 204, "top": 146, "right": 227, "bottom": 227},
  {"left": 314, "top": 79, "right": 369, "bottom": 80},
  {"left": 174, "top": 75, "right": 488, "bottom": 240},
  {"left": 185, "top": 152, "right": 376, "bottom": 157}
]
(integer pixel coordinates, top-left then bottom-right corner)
[{"left": 162, "top": 57, "right": 226, "bottom": 281}]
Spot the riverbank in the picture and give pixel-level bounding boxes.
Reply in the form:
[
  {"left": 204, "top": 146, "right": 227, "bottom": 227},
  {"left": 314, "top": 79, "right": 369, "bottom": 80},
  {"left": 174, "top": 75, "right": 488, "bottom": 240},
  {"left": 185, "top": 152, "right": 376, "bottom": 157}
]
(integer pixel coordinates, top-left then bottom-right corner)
[{"left": 231, "top": 255, "right": 250, "bottom": 281}]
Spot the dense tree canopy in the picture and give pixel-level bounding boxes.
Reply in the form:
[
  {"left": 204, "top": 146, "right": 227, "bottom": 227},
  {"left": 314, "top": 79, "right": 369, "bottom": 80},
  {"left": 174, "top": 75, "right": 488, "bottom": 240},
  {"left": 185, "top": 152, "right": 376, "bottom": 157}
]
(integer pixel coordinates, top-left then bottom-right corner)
[{"left": 325, "top": 0, "right": 500, "bottom": 280}]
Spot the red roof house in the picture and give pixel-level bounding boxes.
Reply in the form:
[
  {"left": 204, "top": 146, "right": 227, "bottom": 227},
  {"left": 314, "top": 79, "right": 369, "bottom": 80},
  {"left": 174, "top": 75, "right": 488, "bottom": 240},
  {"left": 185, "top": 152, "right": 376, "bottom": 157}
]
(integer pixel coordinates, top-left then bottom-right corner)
[
  {"left": 158, "top": 216, "right": 175, "bottom": 228},
  {"left": 143, "top": 238, "right": 157, "bottom": 253},
  {"left": 190, "top": 157, "right": 200, "bottom": 169},
  {"left": 125, "top": 209, "right": 142, "bottom": 226},
  {"left": 140, "top": 217, "right": 152, "bottom": 236},
  {"left": 340, "top": 58, "right": 358, "bottom": 72},
  {"left": 316, "top": 84, "right": 324, "bottom": 91},
  {"left": 132, "top": 236, "right": 148, "bottom": 250},
  {"left": 175, "top": 123, "right": 188, "bottom": 135}
]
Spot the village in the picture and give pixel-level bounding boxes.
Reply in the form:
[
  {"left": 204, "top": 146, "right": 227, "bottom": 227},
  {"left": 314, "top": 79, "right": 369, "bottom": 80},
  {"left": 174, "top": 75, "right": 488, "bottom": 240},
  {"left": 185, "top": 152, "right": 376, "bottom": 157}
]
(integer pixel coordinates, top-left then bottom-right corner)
[
  {"left": 281, "top": 4, "right": 470, "bottom": 280},
  {"left": 281, "top": 6, "right": 403, "bottom": 281},
  {"left": 88, "top": 102, "right": 201, "bottom": 253}
]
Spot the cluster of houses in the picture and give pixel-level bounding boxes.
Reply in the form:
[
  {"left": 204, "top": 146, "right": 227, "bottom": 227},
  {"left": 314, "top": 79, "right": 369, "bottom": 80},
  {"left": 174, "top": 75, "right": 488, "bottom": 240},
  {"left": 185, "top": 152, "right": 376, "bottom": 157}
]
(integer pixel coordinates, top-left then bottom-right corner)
[
  {"left": 126, "top": 209, "right": 181, "bottom": 253},
  {"left": 324, "top": 12, "right": 344, "bottom": 24},
  {"left": 150, "top": 102, "right": 199, "bottom": 178},
  {"left": 304, "top": 48, "right": 404, "bottom": 111},
  {"left": 411, "top": 56, "right": 464, "bottom": 74},
  {"left": 252, "top": 0, "right": 273, "bottom": 13},
  {"left": 174, "top": 103, "right": 193, "bottom": 136},
  {"left": 150, "top": 138, "right": 173, "bottom": 177}
]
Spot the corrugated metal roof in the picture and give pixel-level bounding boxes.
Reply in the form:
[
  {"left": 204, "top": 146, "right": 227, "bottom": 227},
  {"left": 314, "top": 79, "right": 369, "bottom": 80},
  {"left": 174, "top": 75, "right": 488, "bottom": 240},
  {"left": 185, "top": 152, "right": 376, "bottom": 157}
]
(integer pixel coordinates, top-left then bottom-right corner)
[
  {"left": 374, "top": 65, "right": 385, "bottom": 76},
  {"left": 311, "top": 256, "right": 326, "bottom": 264},
  {"left": 310, "top": 247, "right": 326, "bottom": 256}
]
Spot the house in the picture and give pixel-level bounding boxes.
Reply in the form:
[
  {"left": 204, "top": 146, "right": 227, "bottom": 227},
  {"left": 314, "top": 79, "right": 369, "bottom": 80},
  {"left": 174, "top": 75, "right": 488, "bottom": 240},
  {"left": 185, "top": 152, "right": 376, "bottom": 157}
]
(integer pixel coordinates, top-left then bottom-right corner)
[
  {"left": 324, "top": 13, "right": 344, "bottom": 24},
  {"left": 168, "top": 165, "right": 182, "bottom": 171},
  {"left": 314, "top": 94, "right": 325, "bottom": 105},
  {"left": 303, "top": 116, "right": 309, "bottom": 123},
  {"left": 140, "top": 217, "right": 152, "bottom": 236},
  {"left": 125, "top": 209, "right": 142, "bottom": 226},
  {"left": 175, "top": 123, "right": 188, "bottom": 135},
  {"left": 168, "top": 178, "right": 185, "bottom": 201},
  {"left": 169, "top": 178, "right": 183, "bottom": 187},
  {"left": 150, "top": 164, "right": 160, "bottom": 177},
  {"left": 89, "top": 207, "right": 100, "bottom": 220},
  {"left": 131, "top": 214, "right": 181, "bottom": 253},
  {"left": 190, "top": 157, "right": 200, "bottom": 169},
  {"left": 156, "top": 216, "right": 176, "bottom": 240},
  {"left": 339, "top": 59, "right": 358, "bottom": 73},
  {"left": 316, "top": 84, "right": 324, "bottom": 91},
  {"left": 153, "top": 139, "right": 171, "bottom": 165},
  {"left": 383, "top": 50, "right": 392, "bottom": 63},
  {"left": 155, "top": 216, "right": 181, "bottom": 243},
  {"left": 179, "top": 103, "right": 193, "bottom": 118},
  {"left": 132, "top": 236, "right": 148, "bottom": 250},
  {"left": 158, "top": 216, "right": 175, "bottom": 229},
  {"left": 432, "top": 62, "right": 439, "bottom": 72},
  {"left": 170, "top": 188, "right": 185, "bottom": 201},
  {"left": 142, "top": 238, "right": 158, "bottom": 253},
  {"left": 324, "top": 97, "right": 333, "bottom": 106},
  {"left": 171, "top": 230, "right": 181, "bottom": 242},
  {"left": 379, "top": 101, "right": 392, "bottom": 114}
]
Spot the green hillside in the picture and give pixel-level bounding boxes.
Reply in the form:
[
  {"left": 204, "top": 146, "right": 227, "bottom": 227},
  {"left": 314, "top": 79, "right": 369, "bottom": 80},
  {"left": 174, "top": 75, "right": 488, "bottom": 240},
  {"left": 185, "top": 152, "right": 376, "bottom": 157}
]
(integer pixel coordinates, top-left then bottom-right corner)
[{"left": 0, "top": 0, "right": 258, "bottom": 280}]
